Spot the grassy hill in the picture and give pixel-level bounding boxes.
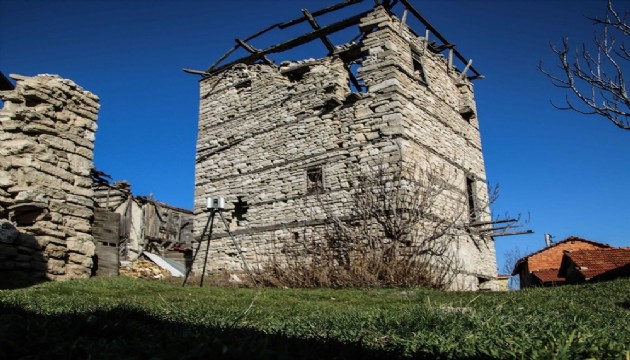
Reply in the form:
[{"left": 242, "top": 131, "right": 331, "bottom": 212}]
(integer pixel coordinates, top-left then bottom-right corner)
[{"left": 0, "top": 277, "right": 628, "bottom": 359}]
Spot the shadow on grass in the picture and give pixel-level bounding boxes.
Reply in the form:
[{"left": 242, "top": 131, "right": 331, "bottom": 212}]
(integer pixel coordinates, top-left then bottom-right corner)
[
  {"left": 0, "top": 303, "right": 428, "bottom": 360},
  {"left": 0, "top": 272, "right": 48, "bottom": 290}
]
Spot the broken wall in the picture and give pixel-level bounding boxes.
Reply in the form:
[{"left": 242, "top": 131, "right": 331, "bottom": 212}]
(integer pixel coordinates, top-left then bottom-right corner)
[
  {"left": 0, "top": 74, "right": 99, "bottom": 280},
  {"left": 194, "top": 6, "right": 497, "bottom": 290}
]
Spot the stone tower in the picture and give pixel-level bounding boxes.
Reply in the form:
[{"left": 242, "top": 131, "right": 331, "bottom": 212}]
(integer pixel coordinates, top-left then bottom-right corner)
[{"left": 193, "top": 2, "right": 497, "bottom": 290}]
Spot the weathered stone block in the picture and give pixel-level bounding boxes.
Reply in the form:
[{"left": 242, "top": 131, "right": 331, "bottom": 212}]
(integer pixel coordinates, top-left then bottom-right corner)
[
  {"left": 47, "top": 258, "right": 66, "bottom": 275},
  {"left": 65, "top": 263, "right": 91, "bottom": 278},
  {"left": 66, "top": 237, "right": 95, "bottom": 256},
  {"left": 0, "top": 139, "right": 40, "bottom": 156},
  {"left": 45, "top": 243, "right": 67, "bottom": 259},
  {"left": 68, "top": 253, "right": 92, "bottom": 267}
]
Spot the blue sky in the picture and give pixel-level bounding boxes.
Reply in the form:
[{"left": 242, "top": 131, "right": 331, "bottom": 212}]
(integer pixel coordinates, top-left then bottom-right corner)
[{"left": 1, "top": 0, "right": 629, "bottom": 273}]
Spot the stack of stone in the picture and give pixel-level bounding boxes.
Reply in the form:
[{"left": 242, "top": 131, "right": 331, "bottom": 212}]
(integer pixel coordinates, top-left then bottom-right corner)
[{"left": 0, "top": 74, "right": 99, "bottom": 280}]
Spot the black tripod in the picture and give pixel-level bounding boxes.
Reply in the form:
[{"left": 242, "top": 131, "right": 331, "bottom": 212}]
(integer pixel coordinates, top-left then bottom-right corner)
[{"left": 182, "top": 208, "right": 256, "bottom": 287}]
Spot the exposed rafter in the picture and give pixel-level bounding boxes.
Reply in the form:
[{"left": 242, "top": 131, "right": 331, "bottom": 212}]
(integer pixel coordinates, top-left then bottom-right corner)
[
  {"left": 187, "top": 0, "right": 482, "bottom": 80},
  {"left": 205, "top": 10, "right": 371, "bottom": 76}
]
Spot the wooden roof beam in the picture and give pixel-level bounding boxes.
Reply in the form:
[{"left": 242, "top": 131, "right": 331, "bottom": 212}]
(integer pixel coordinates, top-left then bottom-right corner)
[
  {"left": 207, "top": 23, "right": 282, "bottom": 72},
  {"left": 279, "top": 0, "right": 364, "bottom": 29},
  {"left": 469, "top": 218, "right": 519, "bottom": 227},
  {"left": 235, "top": 38, "right": 275, "bottom": 66},
  {"left": 206, "top": 10, "right": 371, "bottom": 77},
  {"left": 398, "top": 0, "right": 481, "bottom": 78},
  {"left": 302, "top": 9, "right": 336, "bottom": 53},
  {"left": 301, "top": 9, "right": 365, "bottom": 92}
]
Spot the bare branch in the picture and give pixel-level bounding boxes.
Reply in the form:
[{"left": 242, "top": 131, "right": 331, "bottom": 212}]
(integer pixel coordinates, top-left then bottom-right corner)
[{"left": 540, "top": 1, "right": 630, "bottom": 130}]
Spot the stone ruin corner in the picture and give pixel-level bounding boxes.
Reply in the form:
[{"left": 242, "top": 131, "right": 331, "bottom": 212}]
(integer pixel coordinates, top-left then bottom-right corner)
[{"left": 0, "top": 73, "right": 100, "bottom": 283}]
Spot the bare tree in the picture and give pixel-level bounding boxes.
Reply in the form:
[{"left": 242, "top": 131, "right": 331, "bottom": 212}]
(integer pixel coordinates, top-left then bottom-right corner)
[
  {"left": 540, "top": 1, "right": 630, "bottom": 130},
  {"left": 501, "top": 247, "right": 526, "bottom": 290},
  {"left": 261, "top": 157, "right": 497, "bottom": 289}
]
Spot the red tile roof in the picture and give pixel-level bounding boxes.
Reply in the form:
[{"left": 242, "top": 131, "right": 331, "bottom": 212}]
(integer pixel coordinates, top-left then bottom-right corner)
[
  {"left": 512, "top": 236, "right": 610, "bottom": 275},
  {"left": 564, "top": 248, "right": 630, "bottom": 280},
  {"left": 531, "top": 269, "right": 566, "bottom": 284}
]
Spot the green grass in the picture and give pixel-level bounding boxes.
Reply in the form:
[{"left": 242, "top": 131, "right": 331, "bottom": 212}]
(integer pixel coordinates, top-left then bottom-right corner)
[{"left": 0, "top": 277, "right": 629, "bottom": 359}]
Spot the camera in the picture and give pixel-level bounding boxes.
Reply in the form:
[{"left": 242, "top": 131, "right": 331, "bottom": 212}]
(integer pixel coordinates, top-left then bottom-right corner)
[{"left": 206, "top": 197, "right": 225, "bottom": 210}]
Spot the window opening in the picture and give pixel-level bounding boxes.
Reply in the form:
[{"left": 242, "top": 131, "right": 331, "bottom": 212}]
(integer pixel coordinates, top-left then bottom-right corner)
[
  {"left": 411, "top": 49, "right": 427, "bottom": 83},
  {"left": 460, "top": 107, "right": 475, "bottom": 122},
  {"left": 232, "top": 196, "right": 248, "bottom": 226},
  {"left": 466, "top": 176, "right": 477, "bottom": 222},
  {"left": 347, "top": 60, "right": 366, "bottom": 93},
  {"left": 282, "top": 65, "right": 311, "bottom": 83},
  {"left": 306, "top": 167, "right": 324, "bottom": 194},
  {"left": 234, "top": 79, "right": 252, "bottom": 89}
]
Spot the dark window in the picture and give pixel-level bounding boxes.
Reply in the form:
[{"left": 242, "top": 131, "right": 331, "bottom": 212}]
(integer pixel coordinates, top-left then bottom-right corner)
[
  {"left": 477, "top": 277, "right": 491, "bottom": 291},
  {"left": 466, "top": 176, "right": 477, "bottom": 222},
  {"left": 232, "top": 196, "right": 248, "bottom": 226},
  {"left": 347, "top": 61, "right": 366, "bottom": 93},
  {"left": 460, "top": 107, "right": 475, "bottom": 122},
  {"left": 306, "top": 167, "right": 324, "bottom": 194},
  {"left": 411, "top": 49, "right": 427, "bottom": 83},
  {"left": 283, "top": 65, "right": 311, "bottom": 83},
  {"left": 234, "top": 79, "right": 251, "bottom": 89}
]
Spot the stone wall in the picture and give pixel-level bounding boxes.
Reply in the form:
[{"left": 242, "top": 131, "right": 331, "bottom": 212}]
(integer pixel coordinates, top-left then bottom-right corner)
[
  {"left": 0, "top": 74, "right": 99, "bottom": 281},
  {"left": 194, "top": 7, "right": 497, "bottom": 290}
]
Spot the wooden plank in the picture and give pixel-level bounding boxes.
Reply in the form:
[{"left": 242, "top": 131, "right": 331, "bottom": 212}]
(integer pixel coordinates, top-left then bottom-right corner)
[
  {"left": 93, "top": 209, "right": 120, "bottom": 245},
  {"left": 183, "top": 68, "right": 210, "bottom": 75},
  {"left": 398, "top": 9, "right": 408, "bottom": 34},
  {"left": 469, "top": 218, "right": 518, "bottom": 227},
  {"left": 278, "top": 0, "right": 364, "bottom": 29},
  {"left": 93, "top": 209, "right": 121, "bottom": 277},
  {"left": 398, "top": 0, "right": 481, "bottom": 78},
  {"left": 206, "top": 23, "right": 282, "bottom": 71},
  {"left": 95, "top": 243, "right": 119, "bottom": 277},
  {"left": 207, "top": 0, "right": 361, "bottom": 71},
  {"left": 302, "top": 10, "right": 336, "bottom": 53},
  {"left": 460, "top": 59, "right": 473, "bottom": 79},
  {"left": 207, "top": 10, "right": 371, "bottom": 76},
  {"left": 235, "top": 38, "right": 274, "bottom": 65}
]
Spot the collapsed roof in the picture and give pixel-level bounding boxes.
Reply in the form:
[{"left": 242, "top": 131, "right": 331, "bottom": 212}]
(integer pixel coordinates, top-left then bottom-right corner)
[{"left": 185, "top": 0, "right": 482, "bottom": 81}]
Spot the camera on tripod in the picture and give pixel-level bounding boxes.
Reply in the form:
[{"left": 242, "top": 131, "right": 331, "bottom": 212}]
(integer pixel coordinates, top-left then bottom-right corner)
[{"left": 206, "top": 197, "right": 225, "bottom": 210}]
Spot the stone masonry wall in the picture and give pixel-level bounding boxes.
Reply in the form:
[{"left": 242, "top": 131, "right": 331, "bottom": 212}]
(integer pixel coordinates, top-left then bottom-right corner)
[
  {"left": 194, "top": 6, "right": 497, "bottom": 290},
  {"left": 363, "top": 9, "right": 497, "bottom": 285},
  {"left": 0, "top": 74, "right": 99, "bottom": 280}
]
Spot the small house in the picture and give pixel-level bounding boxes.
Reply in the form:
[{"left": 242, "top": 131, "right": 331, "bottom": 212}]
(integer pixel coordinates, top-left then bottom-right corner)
[{"left": 512, "top": 236, "right": 610, "bottom": 288}]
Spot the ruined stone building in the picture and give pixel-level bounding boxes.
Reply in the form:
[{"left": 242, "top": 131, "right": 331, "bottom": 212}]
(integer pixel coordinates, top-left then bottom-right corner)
[
  {"left": 0, "top": 74, "right": 99, "bottom": 281},
  {"left": 92, "top": 180, "right": 193, "bottom": 276},
  {"left": 0, "top": 74, "right": 193, "bottom": 284},
  {"left": 191, "top": 1, "right": 498, "bottom": 290}
]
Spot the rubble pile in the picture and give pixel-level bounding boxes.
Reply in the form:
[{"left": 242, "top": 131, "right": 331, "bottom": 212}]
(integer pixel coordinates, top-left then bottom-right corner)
[{"left": 120, "top": 259, "right": 170, "bottom": 280}]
